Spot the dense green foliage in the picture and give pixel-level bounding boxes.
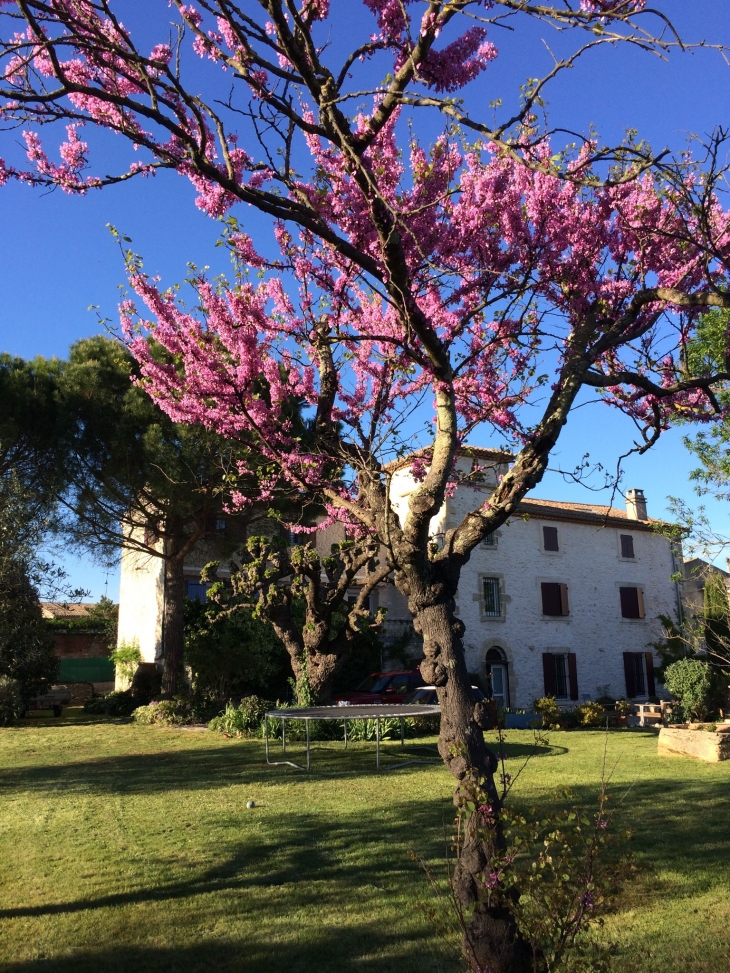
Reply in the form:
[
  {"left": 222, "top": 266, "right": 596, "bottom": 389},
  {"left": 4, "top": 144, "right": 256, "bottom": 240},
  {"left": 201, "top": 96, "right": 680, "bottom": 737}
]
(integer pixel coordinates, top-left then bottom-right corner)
[
  {"left": 184, "top": 598, "right": 292, "bottom": 702},
  {"left": 0, "top": 474, "right": 59, "bottom": 721},
  {"left": 663, "top": 659, "right": 723, "bottom": 721},
  {"left": 208, "top": 695, "right": 273, "bottom": 736},
  {"left": 110, "top": 639, "right": 143, "bottom": 683}
]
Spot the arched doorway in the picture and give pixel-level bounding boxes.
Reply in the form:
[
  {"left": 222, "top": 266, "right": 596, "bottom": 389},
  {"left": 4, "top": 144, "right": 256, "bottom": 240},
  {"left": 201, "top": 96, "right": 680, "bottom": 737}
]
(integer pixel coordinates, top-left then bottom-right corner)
[{"left": 485, "top": 646, "right": 510, "bottom": 710}]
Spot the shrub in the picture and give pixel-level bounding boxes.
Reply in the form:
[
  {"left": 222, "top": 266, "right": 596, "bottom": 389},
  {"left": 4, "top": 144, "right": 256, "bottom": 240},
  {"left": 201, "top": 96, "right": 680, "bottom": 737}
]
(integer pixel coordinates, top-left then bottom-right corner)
[
  {"left": 184, "top": 599, "right": 291, "bottom": 702},
  {"left": 83, "top": 690, "right": 138, "bottom": 717},
  {"left": 133, "top": 697, "right": 191, "bottom": 726},
  {"left": 532, "top": 696, "right": 563, "bottom": 730},
  {"left": 615, "top": 698, "right": 632, "bottom": 716},
  {"left": 208, "top": 695, "right": 274, "bottom": 737},
  {"left": 663, "top": 658, "right": 715, "bottom": 721},
  {"left": 574, "top": 701, "right": 607, "bottom": 728}
]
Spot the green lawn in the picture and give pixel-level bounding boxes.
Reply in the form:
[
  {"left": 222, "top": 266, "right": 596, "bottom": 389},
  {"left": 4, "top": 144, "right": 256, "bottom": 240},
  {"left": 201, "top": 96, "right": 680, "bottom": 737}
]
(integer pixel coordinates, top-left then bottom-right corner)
[{"left": 0, "top": 711, "right": 728, "bottom": 973}]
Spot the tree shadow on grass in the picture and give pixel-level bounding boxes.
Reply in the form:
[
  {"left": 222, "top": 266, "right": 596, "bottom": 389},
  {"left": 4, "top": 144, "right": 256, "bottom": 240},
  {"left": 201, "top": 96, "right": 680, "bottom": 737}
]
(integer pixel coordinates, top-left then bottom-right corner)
[
  {"left": 0, "top": 927, "right": 459, "bottom": 973},
  {"left": 0, "top": 734, "right": 562, "bottom": 798},
  {"left": 0, "top": 793, "right": 457, "bottom": 917},
  {"left": 0, "top": 797, "right": 461, "bottom": 973}
]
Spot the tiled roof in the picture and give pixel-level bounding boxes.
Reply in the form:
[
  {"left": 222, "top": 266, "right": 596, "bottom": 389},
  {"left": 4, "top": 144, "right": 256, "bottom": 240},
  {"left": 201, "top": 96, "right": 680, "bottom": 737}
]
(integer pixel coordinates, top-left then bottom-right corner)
[
  {"left": 384, "top": 445, "right": 513, "bottom": 473},
  {"left": 517, "top": 497, "right": 660, "bottom": 529},
  {"left": 41, "top": 602, "right": 101, "bottom": 620}
]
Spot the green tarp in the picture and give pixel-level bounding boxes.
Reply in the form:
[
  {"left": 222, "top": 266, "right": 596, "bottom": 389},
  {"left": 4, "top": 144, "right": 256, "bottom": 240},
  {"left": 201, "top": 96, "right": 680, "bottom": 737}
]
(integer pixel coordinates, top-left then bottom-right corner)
[{"left": 58, "top": 657, "right": 115, "bottom": 682}]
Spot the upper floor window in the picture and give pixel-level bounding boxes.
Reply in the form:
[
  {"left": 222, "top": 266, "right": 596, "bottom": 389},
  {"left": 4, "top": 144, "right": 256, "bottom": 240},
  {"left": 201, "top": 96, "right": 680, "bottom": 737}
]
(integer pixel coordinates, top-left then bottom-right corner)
[
  {"left": 483, "top": 577, "right": 501, "bottom": 617},
  {"left": 619, "top": 586, "right": 645, "bottom": 619},
  {"left": 483, "top": 532, "right": 496, "bottom": 547},
  {"left": 543, "top": 525, "right": 559, "bottom": 552},
  {"left": 620, "top": 534, "right": 635, "bottom": 559},
  {"left": 541, "top": 582, "right": 569, "bottom": 616}
]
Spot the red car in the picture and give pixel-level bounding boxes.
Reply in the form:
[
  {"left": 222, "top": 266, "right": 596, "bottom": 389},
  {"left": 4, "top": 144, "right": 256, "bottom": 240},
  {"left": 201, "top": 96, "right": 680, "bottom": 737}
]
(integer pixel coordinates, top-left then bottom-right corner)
[{"left": 331, "top": 669, "right": 425, "bottom": 705}]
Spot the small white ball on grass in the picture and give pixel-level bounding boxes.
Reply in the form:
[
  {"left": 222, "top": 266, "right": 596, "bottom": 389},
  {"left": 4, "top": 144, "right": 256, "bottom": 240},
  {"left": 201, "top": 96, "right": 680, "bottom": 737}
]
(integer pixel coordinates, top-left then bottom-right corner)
[{"left": 246, "top": 800, "right": 256, "bottom": 809}]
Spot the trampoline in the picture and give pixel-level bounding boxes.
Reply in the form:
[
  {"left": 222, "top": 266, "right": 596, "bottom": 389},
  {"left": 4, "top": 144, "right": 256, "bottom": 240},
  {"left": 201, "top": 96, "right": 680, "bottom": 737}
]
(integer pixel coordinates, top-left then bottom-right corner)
[{"left": 264, "top": 704, "right": 441, "bottom": 771}]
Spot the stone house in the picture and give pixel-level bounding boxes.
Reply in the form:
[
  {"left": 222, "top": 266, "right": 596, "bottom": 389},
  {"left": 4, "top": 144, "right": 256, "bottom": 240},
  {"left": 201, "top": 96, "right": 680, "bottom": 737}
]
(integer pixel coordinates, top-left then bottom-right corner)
[
  {"left": 117, "top": 448, "right": 686, "bottom": 708},
  {"left": 386, "top": 449, "right": 684, "bottom": 708}
]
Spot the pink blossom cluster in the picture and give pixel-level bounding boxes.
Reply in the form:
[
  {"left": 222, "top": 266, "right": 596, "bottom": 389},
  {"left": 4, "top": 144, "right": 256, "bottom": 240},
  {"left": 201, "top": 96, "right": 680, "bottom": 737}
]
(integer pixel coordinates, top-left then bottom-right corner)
[{"left": 115, "top": 129, "right": 730, "bottom": 520}]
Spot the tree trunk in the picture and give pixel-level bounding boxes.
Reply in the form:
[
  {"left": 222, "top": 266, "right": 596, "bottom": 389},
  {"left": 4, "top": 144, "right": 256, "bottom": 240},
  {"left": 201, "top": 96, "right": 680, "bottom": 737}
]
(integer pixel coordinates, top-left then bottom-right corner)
[
  {"left": 271, "top": 621, "right": 346, "bottom": 705},
  {"left": 161, "top": 554, "right": 186, "bottom": 697},
  {"left": 411, "top": 595, "right": 535, "bottom": 973}
]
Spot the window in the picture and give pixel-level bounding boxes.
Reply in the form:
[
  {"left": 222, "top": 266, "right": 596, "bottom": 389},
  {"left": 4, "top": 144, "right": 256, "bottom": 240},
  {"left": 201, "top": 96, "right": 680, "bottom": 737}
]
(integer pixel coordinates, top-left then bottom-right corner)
[
  {"left": 205, "top": 517, "right": 226, "bottom": 533},
  {"left": 385, "top": 675, "right": 410, "bottom": 694},
  {"left": 543, "top": 525, "right": 559, "bottom": 552},
  {"left": 623, "top": 652, "right": 656, "bottom": 698},
  {"left": 541, "top": 582, "right": 569, "bottom": 616},
  {"left": 485, "top": 646, "right": 510, "bottom": 709},
  {"left": 186, "top": 579, "right": 211, "bottom": 603},
  {"left": 483, "top": 532, "right": 496, "bottom": 547},
  {"left": 619, "top": 586, "right": 645, "bottom": 619},
  {"left": 620, "top": 534, "right": 635, "bottom": 559},
  {"left": 542, "top": 652, "right": 578, "bottom": 700},
  {"left": 483, "top": 577, "right": 501, "bottom": 617}
]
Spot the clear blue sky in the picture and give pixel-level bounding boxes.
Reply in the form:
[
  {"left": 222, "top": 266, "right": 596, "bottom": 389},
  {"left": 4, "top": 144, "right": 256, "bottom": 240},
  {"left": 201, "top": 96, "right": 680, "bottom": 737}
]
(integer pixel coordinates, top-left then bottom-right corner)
[{"left": 0, "top": 2, "right": 728, "bottom": 600}]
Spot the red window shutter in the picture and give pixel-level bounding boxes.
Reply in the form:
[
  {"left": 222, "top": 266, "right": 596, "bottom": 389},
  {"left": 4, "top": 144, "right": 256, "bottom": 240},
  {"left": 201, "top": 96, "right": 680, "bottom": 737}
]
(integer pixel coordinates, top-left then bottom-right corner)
[
  {"left": 567, "top": 653, "right": 579, "bottom": 700},
  {"left": 645, "top": 652, "right": 656, "bottom": 696},
  {"left": 542, "top": 653, "right": 557, "bottom": 696},
  {"left": 543, "top": 525, "right": 559, "bottom": 551},
  {"left": 623, "top": 652, "right": 637, "bottom": 698},
  {"left": 620, "top": 587, "right": 640, "bottom": 618},
  {"left": 637, "top": 587, "right": 645, "bottom": 619},
  {"left": 559, "top": 583, "right": 570, "bottom": 616}
]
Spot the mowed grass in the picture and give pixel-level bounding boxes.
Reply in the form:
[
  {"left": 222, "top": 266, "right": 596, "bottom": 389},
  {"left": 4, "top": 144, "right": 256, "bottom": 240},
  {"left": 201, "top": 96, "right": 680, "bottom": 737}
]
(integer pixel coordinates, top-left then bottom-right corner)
[{"left": 0, "top": 711, "right": 728, "bottom": 973}]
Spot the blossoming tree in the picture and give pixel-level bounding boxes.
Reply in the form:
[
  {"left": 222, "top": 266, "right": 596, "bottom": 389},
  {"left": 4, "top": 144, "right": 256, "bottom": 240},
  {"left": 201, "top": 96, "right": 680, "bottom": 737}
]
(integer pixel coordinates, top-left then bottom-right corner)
[{"left": 1, "top": 2, "right": 730, "bottom": 969}]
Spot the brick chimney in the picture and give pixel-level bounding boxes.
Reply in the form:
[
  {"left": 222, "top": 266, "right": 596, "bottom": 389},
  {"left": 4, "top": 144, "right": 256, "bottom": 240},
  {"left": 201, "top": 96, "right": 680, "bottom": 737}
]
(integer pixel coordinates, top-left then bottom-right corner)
[{"left": 625, "top": 488, "right": 648, "bottom": 521}]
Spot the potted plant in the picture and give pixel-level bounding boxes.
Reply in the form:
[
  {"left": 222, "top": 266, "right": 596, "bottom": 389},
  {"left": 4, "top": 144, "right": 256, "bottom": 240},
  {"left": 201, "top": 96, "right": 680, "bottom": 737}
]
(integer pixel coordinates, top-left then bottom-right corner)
[{"left": 611, "top": 698, "right": 631, "bottom": 727}]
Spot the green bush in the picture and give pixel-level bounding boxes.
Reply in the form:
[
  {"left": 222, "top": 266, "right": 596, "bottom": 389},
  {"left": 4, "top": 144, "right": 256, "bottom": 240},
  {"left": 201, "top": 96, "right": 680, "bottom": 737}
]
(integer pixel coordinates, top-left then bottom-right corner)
[
  {"left": 532, "top": 696, "right": 563, "bottom": 730},
  {"left": 663, "top": 658, "right": 715, "bottom": 721},
  {"left": 184, "top": 599, "right": 291, "bottom": 702},
  {"left": 83, "top": 690, "right": 138, "bottom": 717},
  {"left": 574, "top": 701, "right": 607, "bottom": 727},
  {"left": 208, "top": 695, "right": 274, "bottom": 737},
  {"left": 133, "top": 697, "right": 190, "bottom": 726}
]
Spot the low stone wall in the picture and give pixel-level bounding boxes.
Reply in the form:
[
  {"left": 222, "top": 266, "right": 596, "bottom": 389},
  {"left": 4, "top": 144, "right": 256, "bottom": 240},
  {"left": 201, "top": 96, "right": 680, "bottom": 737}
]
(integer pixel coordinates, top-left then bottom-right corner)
[{"left": 658, "top": 724, "right": 730, "bottom": 762}]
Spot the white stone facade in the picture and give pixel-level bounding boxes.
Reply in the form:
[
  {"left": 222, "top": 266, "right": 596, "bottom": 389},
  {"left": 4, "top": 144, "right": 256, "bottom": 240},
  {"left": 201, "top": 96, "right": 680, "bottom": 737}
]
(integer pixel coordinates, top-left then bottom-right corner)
[{"left": 387, "top": 451, "right": 683, "bottom": 708}]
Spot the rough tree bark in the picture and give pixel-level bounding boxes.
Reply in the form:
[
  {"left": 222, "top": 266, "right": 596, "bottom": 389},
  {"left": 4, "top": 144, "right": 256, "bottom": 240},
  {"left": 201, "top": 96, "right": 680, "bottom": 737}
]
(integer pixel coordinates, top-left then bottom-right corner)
[{"left": 161, "top": 540, "right": 186, "bottom": 698}]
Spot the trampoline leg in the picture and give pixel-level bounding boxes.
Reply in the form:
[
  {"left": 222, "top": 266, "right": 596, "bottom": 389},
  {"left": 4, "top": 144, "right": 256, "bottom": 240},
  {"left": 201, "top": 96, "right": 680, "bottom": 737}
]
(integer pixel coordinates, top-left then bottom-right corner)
[
  {"left": 282, "top": 720, "right": 286, "bottom": 755},
  {"left": 343, "top": 719, "right": 347, "bottom": 750},
  {"left": 265, "top": 717, "right": 269, "bottom": 762},
  {"left": 376, "top": 717, "right": 380, "bottom": 770},
  {"left": 306, "top": 719, "right": 311, "bottom": 771},
  {"left": 400, "top": 717, "right": 405, "bottom": 748}
]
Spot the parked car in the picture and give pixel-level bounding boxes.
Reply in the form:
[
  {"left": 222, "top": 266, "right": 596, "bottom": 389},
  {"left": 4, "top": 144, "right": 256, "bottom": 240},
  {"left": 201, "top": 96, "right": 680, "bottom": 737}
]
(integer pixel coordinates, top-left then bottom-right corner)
[
  {"left": 23, "top": 685, "right": 72, "bottom": 718},
  {"left": 403, "top": 685, "right": 486, "bottom": 706},
  {"left": 331, "top": 669, "right": 425, "bottom": 705}
]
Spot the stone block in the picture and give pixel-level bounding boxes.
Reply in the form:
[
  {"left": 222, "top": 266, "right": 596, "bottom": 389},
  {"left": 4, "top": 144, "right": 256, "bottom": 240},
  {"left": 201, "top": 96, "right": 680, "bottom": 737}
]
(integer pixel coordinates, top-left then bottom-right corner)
[{"left": 658, "top": 726, "right": 730, "bottom": 762}]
